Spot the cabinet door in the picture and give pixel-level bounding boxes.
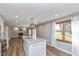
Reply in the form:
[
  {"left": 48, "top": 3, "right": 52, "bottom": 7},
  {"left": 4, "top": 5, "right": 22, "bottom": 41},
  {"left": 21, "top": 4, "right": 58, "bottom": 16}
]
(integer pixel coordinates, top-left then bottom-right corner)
[{"left": 29, "top": 42, "right": 46, "bottom": 56}]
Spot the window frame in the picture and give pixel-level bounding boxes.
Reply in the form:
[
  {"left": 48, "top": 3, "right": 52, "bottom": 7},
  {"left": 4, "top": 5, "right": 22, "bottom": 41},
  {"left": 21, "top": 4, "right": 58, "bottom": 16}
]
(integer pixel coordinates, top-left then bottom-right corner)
[{"left": 56, "top": 20, "right": 72, "bottom": 44}]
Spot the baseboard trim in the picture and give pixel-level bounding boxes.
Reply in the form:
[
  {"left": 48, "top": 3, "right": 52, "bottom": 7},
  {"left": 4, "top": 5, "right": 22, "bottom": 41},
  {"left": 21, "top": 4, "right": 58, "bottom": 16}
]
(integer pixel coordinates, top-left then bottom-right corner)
[
  {"left": 47, "top": 44, "right": 71, "bottom": 55},
  {"left": 55, "top": 46, "right": 71, "bottom": 54},
  {"left": 47, "top": 43, "right": 71, "bottom": 55}
]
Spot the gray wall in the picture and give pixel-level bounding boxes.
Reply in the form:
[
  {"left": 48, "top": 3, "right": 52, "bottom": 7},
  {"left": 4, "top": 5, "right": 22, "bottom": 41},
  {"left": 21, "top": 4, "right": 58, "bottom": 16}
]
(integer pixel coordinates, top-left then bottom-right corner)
[
  {"left": 37, "top": 23, "right": 52, "bottom": 45},
  {"left": 36, "top": 21, "right": 72, "bottom": 54}
]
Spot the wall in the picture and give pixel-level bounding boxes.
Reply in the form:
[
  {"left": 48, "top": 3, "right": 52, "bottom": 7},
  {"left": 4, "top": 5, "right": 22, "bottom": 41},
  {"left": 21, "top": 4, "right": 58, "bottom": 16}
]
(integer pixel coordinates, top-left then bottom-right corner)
[
  {"left": 72, "top": 16, "right": 79, "bottom": 56},
  {"left": 8, "top": 27, "right": 18, "bottom": 38},
  {"left": 37, "top": 23, "right": 52, "bottom": 45},
  {"left": 4, "top": 26, "right": 9, "bottom": 48},
  {"left": 23, "top": 31, "right": 28, "bottom": 36},
  {"left": 51, "top": 22, "right": 56, "bottom": 47},
  {"left": 37, "top": 21, "right": 72, "bottom": 54},
  {"left": 8, "top": 28, "right": 28, "bottom": 38}
]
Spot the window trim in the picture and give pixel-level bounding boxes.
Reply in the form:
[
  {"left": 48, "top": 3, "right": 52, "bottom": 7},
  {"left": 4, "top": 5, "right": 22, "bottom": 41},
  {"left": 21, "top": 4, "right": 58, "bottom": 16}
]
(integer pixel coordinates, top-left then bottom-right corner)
[
  {"left": 57, "top": 39, "right": 72, "bottom": 44},
  {"left": 56, "top": 19, "right": 71, "bottom": 44}
]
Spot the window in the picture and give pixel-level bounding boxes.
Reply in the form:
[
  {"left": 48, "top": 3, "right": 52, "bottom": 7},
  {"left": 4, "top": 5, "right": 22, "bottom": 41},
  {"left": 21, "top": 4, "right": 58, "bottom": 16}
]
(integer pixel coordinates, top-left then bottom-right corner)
[{"left": 55, "top": 20, "right": 72, "bottom": 44}]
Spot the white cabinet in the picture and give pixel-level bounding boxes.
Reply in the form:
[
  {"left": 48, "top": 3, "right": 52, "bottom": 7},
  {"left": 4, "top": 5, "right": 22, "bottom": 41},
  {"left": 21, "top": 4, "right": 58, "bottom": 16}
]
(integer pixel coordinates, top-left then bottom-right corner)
[
  {"left": 23, "top": 37, "right": 46, "bottom": 56},
  {"left": 29, "top": 42, "right": 46, "bottom": 56}
]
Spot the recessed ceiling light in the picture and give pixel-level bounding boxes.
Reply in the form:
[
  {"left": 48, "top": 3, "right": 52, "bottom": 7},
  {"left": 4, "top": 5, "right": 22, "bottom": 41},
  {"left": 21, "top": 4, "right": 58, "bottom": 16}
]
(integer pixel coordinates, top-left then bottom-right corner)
[
  {"left": 22, "top": 28, "right": 26, "bottom": 31},
  {"left": 55, "top": 14, "right": 58, "bottom": 17},
  {"left": 14, "top": 27, "right": 19, "bottom": 31},
  {"left": 15, "top": 15, "right": 18, "bottom": 18}
]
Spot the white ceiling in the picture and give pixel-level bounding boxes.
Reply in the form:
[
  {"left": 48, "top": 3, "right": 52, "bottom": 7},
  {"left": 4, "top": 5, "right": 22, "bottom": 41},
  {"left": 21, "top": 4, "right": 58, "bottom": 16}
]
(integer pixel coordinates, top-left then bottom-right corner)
[{"left": 0, "top": 3, "right": 79, "bottom": 27}]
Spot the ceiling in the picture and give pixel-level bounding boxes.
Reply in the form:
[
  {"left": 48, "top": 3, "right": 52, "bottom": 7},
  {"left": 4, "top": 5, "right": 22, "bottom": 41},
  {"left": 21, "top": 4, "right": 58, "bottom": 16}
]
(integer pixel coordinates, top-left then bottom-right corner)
[{"left": 0, "top": 3, "right": 79, "bottom": 27}]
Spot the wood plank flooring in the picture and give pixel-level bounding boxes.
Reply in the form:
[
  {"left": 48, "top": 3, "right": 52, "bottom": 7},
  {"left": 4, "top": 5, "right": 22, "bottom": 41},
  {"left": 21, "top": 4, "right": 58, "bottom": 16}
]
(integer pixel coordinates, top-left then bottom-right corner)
[
  {"left": 6, "top": 37, "right": 25, "bottom": 56},
  {"left": 5, "top": 37, "right": 71, "bottom": 56}
]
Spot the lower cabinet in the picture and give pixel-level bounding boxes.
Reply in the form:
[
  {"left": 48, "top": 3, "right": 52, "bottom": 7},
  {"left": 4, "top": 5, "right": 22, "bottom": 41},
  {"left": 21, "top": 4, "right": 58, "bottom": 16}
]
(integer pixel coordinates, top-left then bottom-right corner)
[{"left": 23, "top": 41, "right": 46, "bottom": 56}]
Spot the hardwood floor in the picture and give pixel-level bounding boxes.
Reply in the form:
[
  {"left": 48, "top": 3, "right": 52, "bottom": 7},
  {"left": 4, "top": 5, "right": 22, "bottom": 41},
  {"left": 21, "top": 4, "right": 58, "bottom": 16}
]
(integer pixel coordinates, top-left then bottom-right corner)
[
  {"left": 5, "top": 37, "right": 71, "bottom": 56},
  {"left": 6, "top": 37, "right": 25, "bottom": 56}
]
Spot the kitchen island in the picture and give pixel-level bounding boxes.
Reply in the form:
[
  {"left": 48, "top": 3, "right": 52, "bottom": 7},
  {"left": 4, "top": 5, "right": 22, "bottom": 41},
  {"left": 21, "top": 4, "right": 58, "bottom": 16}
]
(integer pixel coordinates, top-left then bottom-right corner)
[{"left": 23, "top": 36, "right": 47, "bottom": 56}]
